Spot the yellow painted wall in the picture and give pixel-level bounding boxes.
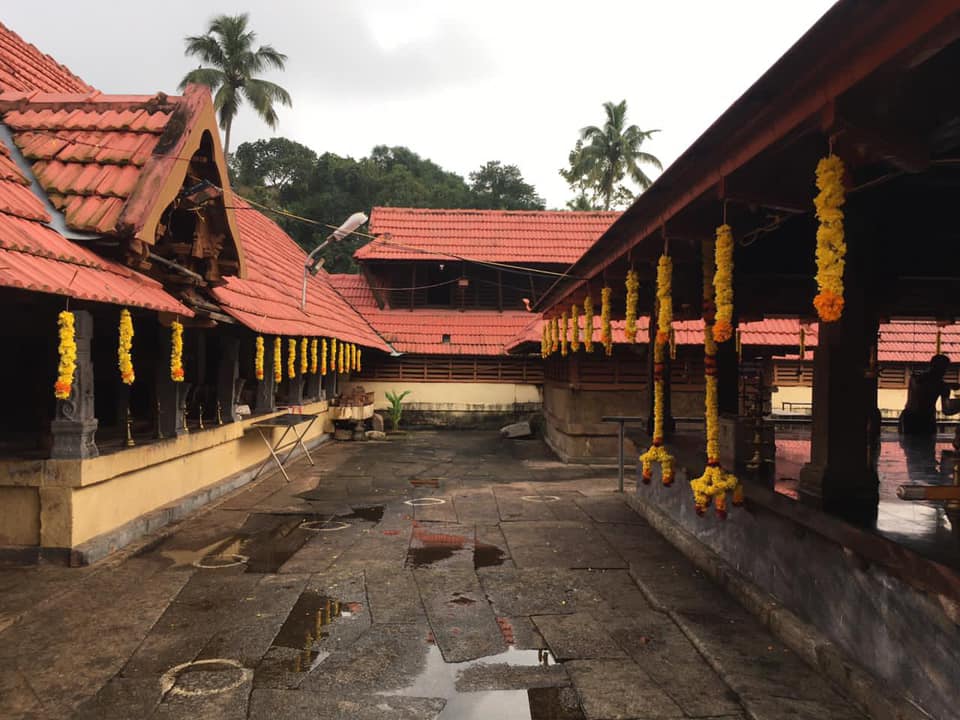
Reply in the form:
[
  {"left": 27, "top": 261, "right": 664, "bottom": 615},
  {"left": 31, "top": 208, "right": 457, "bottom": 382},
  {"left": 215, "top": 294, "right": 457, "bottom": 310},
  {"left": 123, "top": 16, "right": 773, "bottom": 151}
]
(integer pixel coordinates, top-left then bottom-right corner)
[
  {"left": 348, "top": 381, "right": 541, "bottom": 411},
  {"left": 0, "top": 487, "right": 40, "bottom": 545},
  {"left": 772, "top": 386, "right": 907, "bottom": 416}
]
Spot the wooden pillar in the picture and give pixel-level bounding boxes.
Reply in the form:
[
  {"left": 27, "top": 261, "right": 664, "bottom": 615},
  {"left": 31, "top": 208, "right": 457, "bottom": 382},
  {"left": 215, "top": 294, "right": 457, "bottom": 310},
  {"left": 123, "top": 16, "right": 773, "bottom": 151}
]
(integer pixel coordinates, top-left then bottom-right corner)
[
  {"left": 217, "top": 336, "right": 240, "bottom": 423},
  {"left": 798, "top": 202, "right": 879, "bottom": 522},
  {"left": 254, "top": 343, "right": 277, "bottom": 414},
  {"left": 156, "top": 323, "right": 186, "bottom": 438},
  {"left": 285, "top": 374, "right": 304, "bottom": 406},
  {"left": 51, "top": 310, "right": 99, "bottom": 458}
]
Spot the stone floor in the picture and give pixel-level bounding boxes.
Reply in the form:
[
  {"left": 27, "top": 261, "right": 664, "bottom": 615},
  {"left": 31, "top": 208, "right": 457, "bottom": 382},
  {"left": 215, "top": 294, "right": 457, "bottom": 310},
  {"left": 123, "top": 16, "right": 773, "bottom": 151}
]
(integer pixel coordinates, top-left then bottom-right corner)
[{"left": 0, "top": 431, "right": 869, "bottom": 719}]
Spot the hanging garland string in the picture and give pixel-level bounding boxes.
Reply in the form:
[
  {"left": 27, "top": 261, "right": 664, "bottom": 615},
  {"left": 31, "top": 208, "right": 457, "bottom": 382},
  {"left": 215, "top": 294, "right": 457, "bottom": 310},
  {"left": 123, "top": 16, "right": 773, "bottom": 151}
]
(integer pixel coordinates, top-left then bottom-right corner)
[
  {"left": 813, "top": 154, "right": 846, "bottom": 322},
  {"left": 54, "top": 310, "right": 77, "bottom": 400},
  {"left": 541, "top": 321, "right": 549, "bottom": 359},
  {"left": 287, "top": 338, "right": 297, "bottom": 379},
  {"left": 600, "top": 286, "right": 613, "bottom": 356},
  {"left": 713, "top": 224, "right": 735, "bottom": 342},
  {"left": 321, "top": 338, "right": 328, "bottom": 375},
  {"left": 561, "top": 311, "right": 569, "bottom": 357},
  {"left": 640, "top": 254, "right": 675, "bottom": 485},
  {"left": 551, "top": 317, "right": 560, "bottom": 354},
  {"left": 330, "top": 338, "right": 337, "bottom": 373},
  {"left": 357, "top": 348, "right": 362, "bottom": 373},
  {"left": 118, "top": 309, "right": 135, "bottom": 385},
  {"left": 338, "top": 342, "right": 345, "bottom": 374},
  {"left": 310, "top": 338, "right": 319, "bottom": 374},
  {"left": 300, "top": 337, "right": 309, "bottom": 375},
  {"left": 273, "top": 337, "right": 282, "bottom": 383},
  {"left": 624, "top": 269, "right": 639, "bottom": 343},
  {"left": 571, "top": 303, "right": 581, "bottom": 352},
  {"left": 352, "top": 344, "right": 358, "bottom": 371},
  {"left": 691, "top": 239, "right": 742, "bottom": 518},
  {"left": 583, "top": 293, "right": 594, "bottom": 353},
  {"left": 170, "top": 320, "right": 185, "bottom": 382}
]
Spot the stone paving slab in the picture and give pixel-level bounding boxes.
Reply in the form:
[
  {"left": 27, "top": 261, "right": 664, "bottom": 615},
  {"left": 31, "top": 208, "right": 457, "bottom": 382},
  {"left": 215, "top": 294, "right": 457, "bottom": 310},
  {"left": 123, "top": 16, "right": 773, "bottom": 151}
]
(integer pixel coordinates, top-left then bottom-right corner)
[
  {"left": 565, "top": 659, "right": 686, "bottom": 719},
  {"left": 500, "top": 521, "right": 627, "bottom": 569},
  {"left": 365, "top": 568, "right": 426, "bottom": 623},
  {"left": 478, "top": 567, "right": 602, "bottom": 616},
  {"left": 532, "top": 613, "right": 628, "bottom": 661},
  {"left": 248, "top": 688, "right": 446, "bottom": 720}
]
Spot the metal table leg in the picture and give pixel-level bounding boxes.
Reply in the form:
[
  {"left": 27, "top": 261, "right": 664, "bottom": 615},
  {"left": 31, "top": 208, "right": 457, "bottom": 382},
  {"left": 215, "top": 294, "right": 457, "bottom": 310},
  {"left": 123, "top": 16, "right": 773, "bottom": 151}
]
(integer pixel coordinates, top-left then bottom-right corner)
[{"left": 253, "top": 425, "right": 294, "bottom": 482}]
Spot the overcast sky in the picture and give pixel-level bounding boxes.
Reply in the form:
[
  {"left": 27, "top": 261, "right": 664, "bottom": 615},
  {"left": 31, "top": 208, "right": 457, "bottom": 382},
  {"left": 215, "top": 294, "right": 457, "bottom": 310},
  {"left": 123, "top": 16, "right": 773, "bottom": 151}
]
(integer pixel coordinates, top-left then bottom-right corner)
[{"left": 6, "top": 0, "right": 835, "bottom": 209}]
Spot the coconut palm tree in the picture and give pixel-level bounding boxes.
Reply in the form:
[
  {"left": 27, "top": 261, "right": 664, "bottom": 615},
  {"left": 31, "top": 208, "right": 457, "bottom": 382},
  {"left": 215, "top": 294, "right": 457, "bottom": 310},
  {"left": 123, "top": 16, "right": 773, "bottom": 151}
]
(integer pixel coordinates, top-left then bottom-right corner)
[
  {"left": 179, "top": 14, "right": 291, "bottom": 155},
  {"left": 571, "top": 100, "right": 662, "bottom": 210}
]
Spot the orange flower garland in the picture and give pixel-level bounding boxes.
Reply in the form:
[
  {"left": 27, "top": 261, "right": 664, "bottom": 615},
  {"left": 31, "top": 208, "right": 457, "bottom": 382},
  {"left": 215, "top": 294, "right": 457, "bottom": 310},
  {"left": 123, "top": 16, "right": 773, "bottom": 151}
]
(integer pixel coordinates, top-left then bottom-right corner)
[
  {"left": 813, "top": 154, "right": 846, "bottom": 322},
  {"left": 287, "top": 338, "right": 296, "bottom": 379},
  {"left": 541, "top": 322, "right": 549, "bottom": 359},
  {"left": 338, "top": 342, "right": 345, "bottom": 374},
  {"left": 300, "top": 337, "right": 309, "bottom": 375},
  {"left": 357, "top": 348, "right": 362, "bottom": 373},
  {"left": 561, "top": 311, "right": 569, "bottom": 357},
  {"left": 321, "top": 338, "right": 328, "bottom": 376},
  {"left": 329, "top": 338, "right": 337, "bottom": 373},
  {"left": 551, "top": 317, "right": 560, "bottom": 354},
  {"left": 170, "top": 321, "right": 185, "bottom": 382},
  {"left": 118, "top": 309, "right": 135, "bottom": 385},
  {"left": 310, "top": 338, "right": 318, "bottom": 374},
  {"left": 639, "top": 254, "right": 675, "bottom": 486},
  {"left": 571, "top": 304, "right": 580, "bottom": 352},
  {"left": 600, "top": 286, "right": 612, "bottom": 356},
  {"left": 583, "top": 293, "right": 594, "bottom": 353},
  {"left": 255, "top": 336, "right": 265, "bottom": 380},
  {"left": 54, "top": 310, "right": 76, "bottom": 399},
  {"left": 712, "top": 224, "right": 734, "bottom": 343},
  {"left": 273, "top": 337, "right": 282, "bottom": 383},
  {"left": 624, "top": 269, "right": 639, "bottom": 343}
]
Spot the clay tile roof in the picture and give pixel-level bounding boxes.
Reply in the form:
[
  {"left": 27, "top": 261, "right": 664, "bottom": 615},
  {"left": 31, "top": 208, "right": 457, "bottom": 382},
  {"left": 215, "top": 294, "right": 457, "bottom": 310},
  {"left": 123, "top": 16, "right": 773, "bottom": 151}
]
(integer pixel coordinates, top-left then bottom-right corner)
[
  {"left": 212, "top": 201, "right": 390, "bottom": 350},
  {"left": 878, "top": 321, "right": 960, "bottom": 363},
  {"left": 0, "top": 95, "right": 177, "bottom": 234},
  {"left": 358, "top": 207, "right": 621, "bottom": 264},
  {"left": 0, "top": 23, "right": 92, "bottom": 94},
  {"left": 328, "top": 273, "right": 378, "bottom": 311}
]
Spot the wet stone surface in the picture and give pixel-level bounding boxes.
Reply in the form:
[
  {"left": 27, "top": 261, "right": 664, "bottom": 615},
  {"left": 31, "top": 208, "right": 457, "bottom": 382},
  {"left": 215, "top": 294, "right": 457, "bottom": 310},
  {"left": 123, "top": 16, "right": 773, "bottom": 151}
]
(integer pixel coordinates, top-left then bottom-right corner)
[{"left": 0, "top": 430, "right": 869, "bottom": 719}]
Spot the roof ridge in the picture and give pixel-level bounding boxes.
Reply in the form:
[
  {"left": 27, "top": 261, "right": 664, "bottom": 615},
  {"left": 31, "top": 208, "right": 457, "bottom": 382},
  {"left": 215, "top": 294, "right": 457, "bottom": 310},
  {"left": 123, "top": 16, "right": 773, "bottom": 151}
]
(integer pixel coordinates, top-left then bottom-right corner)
[
  {"left": 0, "top": 22, "right": 94, "bottom": 93},
  {"left": 372, "top": 206, "right": 621, "bottom": 216}
]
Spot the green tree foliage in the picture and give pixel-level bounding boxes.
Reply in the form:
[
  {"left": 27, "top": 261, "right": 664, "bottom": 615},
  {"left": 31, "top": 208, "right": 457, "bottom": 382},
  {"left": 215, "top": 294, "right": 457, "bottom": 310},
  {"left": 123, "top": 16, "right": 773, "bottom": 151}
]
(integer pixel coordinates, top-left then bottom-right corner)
[
  {"left": 180, "top": 14, "right": 291, "bottom": 154},
  {"left": 560, "top": 100, "right": 662, "bottom": 210},
  {"left": 469, "top": 161, "right": 545, "bottom": 210},
  {"left": 231, "top": 140, "right": 548, "bottom": 273}
]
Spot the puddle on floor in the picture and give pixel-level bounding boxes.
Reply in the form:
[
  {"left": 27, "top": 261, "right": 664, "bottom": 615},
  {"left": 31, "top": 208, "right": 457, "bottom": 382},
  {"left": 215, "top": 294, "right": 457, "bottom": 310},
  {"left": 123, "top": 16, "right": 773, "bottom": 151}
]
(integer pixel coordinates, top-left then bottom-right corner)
[
  {"left": 406, "top": 524, "right": 507, "bottom": 570},
  {"left": 270, "top": 590, "right": 358, "bottom": 673},
  {"left": 383, "top": 644, "right": 582, "bottom": 719}
]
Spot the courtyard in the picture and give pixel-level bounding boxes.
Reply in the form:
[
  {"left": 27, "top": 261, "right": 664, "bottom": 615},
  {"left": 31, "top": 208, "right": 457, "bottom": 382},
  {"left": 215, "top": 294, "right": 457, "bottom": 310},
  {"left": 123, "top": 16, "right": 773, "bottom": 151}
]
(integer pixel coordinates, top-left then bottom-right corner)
[{"left": 1, "top": 431, "right": 866, "bottom": 719}]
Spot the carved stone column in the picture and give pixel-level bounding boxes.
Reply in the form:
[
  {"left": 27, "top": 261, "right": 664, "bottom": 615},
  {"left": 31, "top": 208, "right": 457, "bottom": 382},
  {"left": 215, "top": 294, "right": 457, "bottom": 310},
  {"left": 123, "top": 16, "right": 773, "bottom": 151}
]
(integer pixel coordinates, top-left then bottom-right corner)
[
  {"left": 156, "top": 324, "right": 186, "bottom": 437},
  {"left": 284, "top": 375, "right": 304, "bottom": 406},
  {"left": 51, "top": 310, "right": 98, "bottom": 458},
  {"left": 255, "top": 356, "right": 277, "bottom": 414},
  {"left": 217, "top": 336, "right": 240, "bottom": 423}
]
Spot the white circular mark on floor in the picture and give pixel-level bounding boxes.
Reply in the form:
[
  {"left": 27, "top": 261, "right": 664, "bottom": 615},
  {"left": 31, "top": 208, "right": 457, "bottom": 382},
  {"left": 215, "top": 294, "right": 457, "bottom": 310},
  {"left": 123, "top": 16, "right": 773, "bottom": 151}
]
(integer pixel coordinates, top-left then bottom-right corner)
[
  {"left": 404, "top": 497, "right": 447, "bottom": 506},
  {"left": 193, "top": 553, "right": 248, "bottom": 569},
  {"left": 301, "top": 519, "right": 350, "bottom": 532},
  {"left": 160, "top": 658, "right": 251, "bottom": 697},
  {"left": 521, "top": 495, "right": 561, "bottom": 503}
]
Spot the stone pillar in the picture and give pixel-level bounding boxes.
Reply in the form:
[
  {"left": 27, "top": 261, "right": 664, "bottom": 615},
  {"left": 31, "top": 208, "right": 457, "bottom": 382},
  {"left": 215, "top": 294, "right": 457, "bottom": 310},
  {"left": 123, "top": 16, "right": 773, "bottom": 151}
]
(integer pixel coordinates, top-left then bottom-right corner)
[
  {"left": 798, "top": 202, "right": 879, "bottom": 523},
  {"left": 51, "top": 310, "right": 98, "bottom": 458},
  {"left": 156, "top": 324, "right": 186, "bottom": 437},
  {"left": 304, "top": 372, "right": 320, "bottom": 401},
  {"left": 217, "top": 336, "right": 240, "bottom": 423},
  {"left": 284, "top": 375, "right": 304, "bottom": 406}
]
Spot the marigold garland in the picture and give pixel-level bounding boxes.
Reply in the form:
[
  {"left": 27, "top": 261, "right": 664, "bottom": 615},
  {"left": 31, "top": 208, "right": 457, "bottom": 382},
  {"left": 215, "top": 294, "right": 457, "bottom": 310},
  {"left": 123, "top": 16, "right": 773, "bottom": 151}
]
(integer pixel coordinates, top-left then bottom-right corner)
[
  {"left": 541, "top": 322, "right": 549, "bottom": 359},
  {"left": 600, "top": 286, "right": 613, "bottom": 356},
  {"left": 583, "top": 293, "right": 594, "bottom": 353},
  {"left": 310, "top": 338, "right": 318, "bottom": 374},
  {"left": 624, "top": 270, "right": 639, "bottom": 343},
  {"left": 357, "top": 348, "right": 362, "bottom": 373},
  {"left": 551, "top": 317, "right": 560, "bottom": 354},
  {"left": 255, "top": 336, "right": 265, "bottom": 380},
  {"left": 712, "top": 224, "right": 735, "bottom": 343},
  {"left": 300, "top": 338, "right": 309, "bottom": 375},
  {"left": 273, "top": 337, "right": 282, "bottom": 383},
  {"left": 571, "top": 304, "right": 581, "bottom": 352},
  {"left": 351, "top": 343, "right": 357, "bottom": 371},
  {"left": 690, "top": 241, "right": 742, "bottom": 518},
  {"left": 287, "top": 338, "right": 297, "bottom": 379},
  {"left": 321, "top": 338, "right": 328, "bottom": 376},
  {"left": 813, "top": 154, "right": 846, "bottom": 322},
  {"left": 118, "top": 309, "right": 135, "bottom": 385},
  {"left": 54, "top": 310, "right": 77, "bottom": 399},
  {"left": 640, "top": 254, "right": 675, "bottom": 486},
  {"left": 329, "top": 338, "right": 337, "bottom": 373},
  {"left": 338, "top": 342, "right": 345, "bottom": 374},
  {"left": 561, "top": 311, "right": 569, "bottom": 357},
  {"left": 170, "top": 321, "right": 185, "bottom": 382}
]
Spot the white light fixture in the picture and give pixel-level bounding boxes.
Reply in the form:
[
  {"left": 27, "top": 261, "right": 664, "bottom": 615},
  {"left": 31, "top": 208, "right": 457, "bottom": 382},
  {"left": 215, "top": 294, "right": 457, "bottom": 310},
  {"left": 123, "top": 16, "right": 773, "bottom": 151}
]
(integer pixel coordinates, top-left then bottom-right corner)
[{"left": 301, "top": 212, "right": 368, "bottom": 309}]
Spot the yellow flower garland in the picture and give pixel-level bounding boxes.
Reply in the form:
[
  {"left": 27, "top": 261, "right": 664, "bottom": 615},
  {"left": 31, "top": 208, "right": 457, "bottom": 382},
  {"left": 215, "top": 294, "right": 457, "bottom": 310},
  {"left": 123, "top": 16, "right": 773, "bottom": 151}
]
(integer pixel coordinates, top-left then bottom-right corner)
[
  {"left": 273, "top": 337, "right": 282, "bottom": 383},
  {"left": 541, "top": 321, "right": 549, "bottom": 359},
  {"left": 600, "top": 286, "right": 613, "bottom": 356},
  {"left": 170, "top": 321, "right": 185, "bottom": 382},
  {"left": 310, "top": 338, "right": 318, "bottom": 374},
  {"left": 321, "top": 339, "right": 328, "bottom": 375},
  {"left": 255, "top": 336, "right": 265, "bottom": 380},
  {"left": 551, "top": 317, "right": 560, "bottom": 354},
  {"left": 357, "top": 348, "right": 362, "bottom": 373},
  {"left": 287, "top": 338, "right": 297, "bottom": 379},
  {"left": 118, "top": 309, "right": 135, "bottom": 385},
  {"left": 338, "top": 342, "right": 345, "bottom": 374},
  {"left": 329, "top": 338, "right": 337, "bottom": 373},
  {"left": 54, "top": 310, "right": 76, "bottom": 399},
  {"left": 639, "top": 254, "right": 675, "bottom": 486},
  {"left": 712, "top": 224, "right": 735, "bottom": 343},
  {"left": 351, "top": 343, "right": 357, "bottom": 371},
  {"left": 583, "top": 293, "right": 594, "bottom": 353},
  {"left": 813, "top": 154, "right": 846, "bottom": 322},
  {"left": 690, "top": 241, "right": 741, "bottom": 517},
  {"left": 561, "top": 311, "right": 569, "bottom": 357},
  {"left": 624, "top": 269, "right": 639, "bottom": 343},
  {"left": 300, "top": 337, "right": 309, "bottom": 375},
  {"left": 571, "top": 304, "right": 580, "bottom": 352}
]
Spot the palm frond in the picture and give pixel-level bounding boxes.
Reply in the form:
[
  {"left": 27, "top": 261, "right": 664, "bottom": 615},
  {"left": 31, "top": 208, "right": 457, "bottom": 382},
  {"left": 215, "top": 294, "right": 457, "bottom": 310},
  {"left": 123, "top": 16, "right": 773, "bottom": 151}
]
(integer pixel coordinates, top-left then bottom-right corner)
[
  {"left": 183, "top": 34, "right": 226, "bottom": 66},
  {"left": 179, "top": 67, "right": 225, "bottom": 92}
]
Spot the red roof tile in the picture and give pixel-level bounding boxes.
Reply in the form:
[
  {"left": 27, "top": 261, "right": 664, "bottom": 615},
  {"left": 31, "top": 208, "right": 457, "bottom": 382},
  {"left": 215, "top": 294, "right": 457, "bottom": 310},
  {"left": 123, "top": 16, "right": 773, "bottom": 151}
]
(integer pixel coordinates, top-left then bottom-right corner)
[
  {"left": 359, "top": 207, "right": 621, "bottom": 264},
  {"left": 213, "top": 201, "right": 390, "bottom": 350},
  {"left": 328, "top": 273, "right": 378, "bottom": 310},
  {"left": 0, "top": 23, "right": 92, "bottom": 94},
  {"left": 0, "top": 95, "right": 176, "bottom": 234}
]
